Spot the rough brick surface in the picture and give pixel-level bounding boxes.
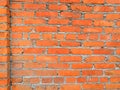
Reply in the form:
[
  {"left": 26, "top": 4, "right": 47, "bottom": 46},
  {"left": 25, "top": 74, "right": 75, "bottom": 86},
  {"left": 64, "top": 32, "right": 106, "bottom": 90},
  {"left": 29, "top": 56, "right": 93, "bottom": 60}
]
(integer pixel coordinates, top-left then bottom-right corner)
[{"left": 0, "top": 0, "right": 120, "bottom": 90}]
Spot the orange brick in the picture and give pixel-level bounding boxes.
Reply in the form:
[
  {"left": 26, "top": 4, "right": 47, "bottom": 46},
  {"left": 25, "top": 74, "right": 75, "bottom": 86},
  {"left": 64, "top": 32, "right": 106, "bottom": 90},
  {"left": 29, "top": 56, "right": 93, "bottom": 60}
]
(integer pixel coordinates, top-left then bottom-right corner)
[
  {"left": 71, "top": 48, "right": 92, "bottom": 54},
  {"left": 82, "top": 70, "right": 103, "bottom": 76},
  {"left": 83, "top": 0, "right": 104, "bottom": 4},
  {"left": 36, "top": 40, "right": 58, "bottom": 46},
  {"left": 36, "top": 11, "right": 58, "bottom": 17},
  {"left": 86, "top": 56, "right": 105, "bottom": 62},
  {"left": 72, "top": 64, "right": 92, "bottom": 69},
  {"left": 73, "top": 20, "right": 92, "bottom": 26},
  {"left": 71, "top": 5, "right": 92, "bottom": 12},
  {"left": 48, "top": 18, "right": 69, "bottom": 24},
  {"left": 61, "top": 12, "right": 81, "bottom": 18},
  {"left": 85, "top": 14, "right": 103, "bottom": 19},
  {"left": 60, "top": 56, "right": 82, "bottom": 62},
  {"left": 60, "top": 41, "right": 80, "bottom": 46},
  {"left": 24, "top": 4, "right": 46, "bottom": 10},
  {"left": 60, "top": 26, "right": 80, "bottom": 32},
  {"left": 24, "top": 18, "right": 45, "bottom": 24},
  {"left": 24, "top": 48, "right": 45, "bottom": 54},
  {"left": 36, "top": 56, "right": 58, "bottom": 62},
  {"left": 60, "top": 84, "right": 81, "bottom": 90},
  {"left": 93, "top": 49, "right": 113, "bottom": 54},
  {"left": 94, "top": 20, "right": 113, "bottom": 26},
  {"left": 48, "top": 48, "right": 69, "bottom": 54},
  {"left": 83, "top": 41, "right": 104, "bottom": 47},
  {"left": 94, "top": 6, "right": 114, "bottom": 12},
  {"left": 36, "top": 26, "right": 57, "bottom": 32},
  {"left": 49, "top": 4, "right": 67, "bottom": 10},
  {"left": 106, "top": 0, "right": 120, "bottom": 4},
  {"left": 83, "top": 84, "right": 103, "bottom": 89},
  {"left": 12, "top": 85, "right": 32, "bottom": 90},
  {"left": 58, "top": 70, "right": 80, "bottom": 76},
  {"left": 60, "top": 0, "right": 80, "bottom": 3}
]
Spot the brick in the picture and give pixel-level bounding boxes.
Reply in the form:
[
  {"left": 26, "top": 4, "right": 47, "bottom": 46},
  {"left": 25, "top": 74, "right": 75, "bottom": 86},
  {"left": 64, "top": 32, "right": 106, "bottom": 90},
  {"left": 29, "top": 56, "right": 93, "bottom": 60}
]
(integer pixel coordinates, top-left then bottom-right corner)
[
  {"left": 60, "top": 84, "right": 81, "bottom": 90},
  {"left": 60, "top": 41, "right": 80, "bottom": 46},
  {"left": 36, "top": 26, "right": 57, "bottom": 32},
  {"left": 42, "top": 34, "right": 52, "bottom": 40},
  {"left": 61, "top": 12, "right": 81, "bottom": 18},
  {"left": 110, "top": 77, "right": 120, "bottom": 83},
  {"left": 106, "top": 14, "right": 120, "bottom": 20},
  {"left": 11, "top": 3, "right": 22, "bottom": 9},
  {"left": 105, "top": 70, "right": 120, "bottom": 76},
  {"left": 71, "top": 5, "right": 92, "bottom": 12},
  {"left": 85, "top": 14, "right": 103, "bottom": 19},
  {"left": 116, "top": 49, "right": 120, "bottom": 54},
  {"left": 12, "top": 70, "right": 33, "bottom": 76},
  {"left": 48, "top": 63, "right": 69, "bottom": 69},
  {"left": 83, "top": 0, "right": 104, "bottom": 4},
  {"left": 36, "top": 56, "right": 58, "bottom": 62},
  {"left": 93, "top": 49, "right": 113, "bottom": 54},
  {"left": 36, "top": 11, "right": 58, "bottom": 17},
  {"left": 60, "top": 26, "right": 80, "bottom": 32},
  {"left": 106, "top": 42, "right": 120, "bottom": 47},
  {"left": 48, "top": 48, "right": 69, "bottom": 54},
  {"left": 24, "top": 4, "right": 46, "bottom": 10},
  {"left": 72, "top": 64, "right": 92, "bottom": 69},
  {"left": 24, "top": 18, "right": 45, "bottom": 24},
  {"left": 11, "top": 11, "right": 34, "bottom": 17},
  {"left": 35, "top": 70, "right": 57, "bottom": 76},
  {"left": 24, "top": 48, "right": 45, "bottom": 54},
  {"left": 36, "top": 0, "right": 58, "bottom": 2},
  {"left": 0, "top": 40, "right": 9, "bottom": 46},
  {"left": 73, "top": 20, "right": 92, "bottom": 26},
  {"left": 12, "top": 85, "right": 32, "bottom": 90},
  {"left": 0, "top": 79, "right": 8, "bottom": 86},
  {"left": 42, "top": 78, "right": 52, "bottom": 83},
  {"left": 60, "top": 0, "right": 80, "bottom": 3},
  {"left": 71, "top": 48, "right": 92, "bottom": 54},
  {"left": 54, "top": 77, "right": 64, "bottom": 83},
  {"left": 66, "top": 77, "right": 76, "bottom": 83},
  {"left": 12, "top": 0, "right": 34, "bottom": 2},
  {"left": 12, "top": 26, "right": 31, "bottom": 32},
  {"left": 0, "top": 8, "right": 9, "bottom": 15},
  {"left": 58, "top": 70, "right": 80, "bottom": 76},
  {"left": 108, "top": 56, "right": 120, "bottom": 62},
  {"left": 83, "top": 28, "right": 102, "bottom": 33},
  {"left": 77, "top": 77, "right": 86, "bottom": 83},
  {"left": 95, "top": 64, "right": 115, "bottom": 69},
  {"left": 12, "top": 40, "right": 32, "bottom": 46},
  {"left": 49, "top": 4, "right": 67, "bottom": 10},
  {"left": 0, "top": 16, "right": 8, "bottom": 22},
  {"left": 86, "top": 56, "right": 105, "bottom": 62},
  {"left": 106, "top": 0, "right": 120, "bottom": 4},
  {"left": 0, "top": 0, "right": 8, "bottom": 6},
  {"left": 36, "top": 40, "right": 58, "bottom": 46},
  {"left": 94, "top": 20, "right": 113, "bottom": 26},
  {"left": 94, "top": 6, "right": 114, "bottom": 12},
  {"left": 60, "top": 56, "right": 82, "bottom": 62},
  {"left": 106, "top": 84, "right": 120, "bottom": 89},
  {"left": 48, "top": 18, "right": 69, "bottom": 24},
  {"left": 12, "top": 56, "right": 34, "bottom": 61},
  {"left": 0, "top": 24, "right": 8, "bottom": 30},
  {"left": 66, "top": 34, "right": 76, "bottom": 40},
  {"left": 0, "top": 72, "right": 7, "bottom": 78},
  {"left": 82, "top": 70, "right": 103, "bottom": 76},
  {"left": 83, "top": 84, "right": 103, "bottom": 89},
  {"left": 30, "top": 33, "right": 40, "bottom": 39},
  {"left": 83, "top": 41, "right": 104, "bottom": 47}
]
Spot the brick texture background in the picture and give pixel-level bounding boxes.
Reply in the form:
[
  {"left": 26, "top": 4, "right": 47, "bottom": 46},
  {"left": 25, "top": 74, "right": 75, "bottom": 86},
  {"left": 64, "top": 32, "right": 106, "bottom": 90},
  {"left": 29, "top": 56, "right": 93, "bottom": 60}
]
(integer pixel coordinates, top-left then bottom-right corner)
[{"left": 0, "top": 0, "right": 120, "bottom": 90}]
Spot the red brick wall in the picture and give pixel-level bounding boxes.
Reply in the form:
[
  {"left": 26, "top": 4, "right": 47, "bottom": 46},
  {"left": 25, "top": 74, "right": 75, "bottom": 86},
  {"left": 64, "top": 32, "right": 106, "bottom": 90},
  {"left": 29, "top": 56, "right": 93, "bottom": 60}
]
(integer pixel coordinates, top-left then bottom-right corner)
[
  {"left": 0, "top": 0, "right": 120, "bottom": 90},
  {"left": 0, "top": 0, "right": 10, "bottom": 90}
]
